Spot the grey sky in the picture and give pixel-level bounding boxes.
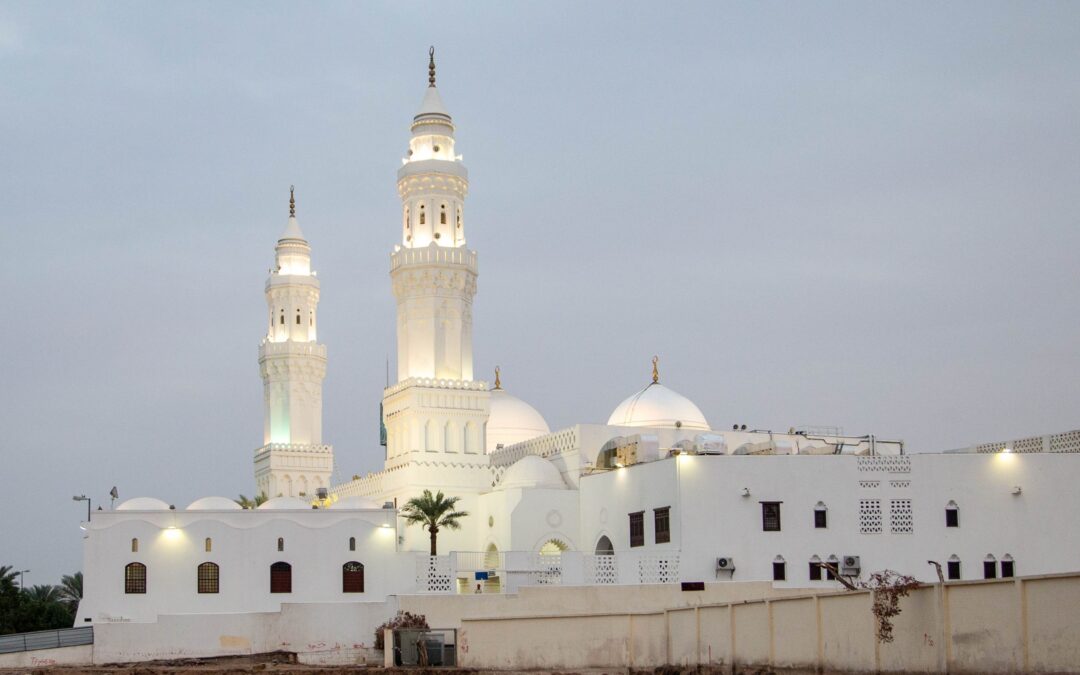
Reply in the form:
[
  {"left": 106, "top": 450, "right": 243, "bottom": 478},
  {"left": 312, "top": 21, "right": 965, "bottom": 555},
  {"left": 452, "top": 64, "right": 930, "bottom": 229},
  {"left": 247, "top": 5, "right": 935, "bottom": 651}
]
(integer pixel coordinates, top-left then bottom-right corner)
[{"left": 2, "top": 2, "right": 1078, "bottom": 585}]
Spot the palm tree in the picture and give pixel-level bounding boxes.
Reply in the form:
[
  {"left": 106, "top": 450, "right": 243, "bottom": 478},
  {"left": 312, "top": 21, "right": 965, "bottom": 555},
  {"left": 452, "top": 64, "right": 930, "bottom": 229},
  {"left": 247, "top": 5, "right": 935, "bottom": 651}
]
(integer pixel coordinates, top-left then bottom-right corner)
[
  {"left": 0, "top": 566, "right": 17, "bottom": 587},
  {"left": 235, "top": 493, "right": 268, "bottom": 509},
  {"left": 400, "top": 490, "right": 468, "bottom": 555},
  {"left": 24, "top": 585, "right": 58, "bottom": 603},
  {"left": 57, "top": 572, "right": 82, "bottom": 613}
]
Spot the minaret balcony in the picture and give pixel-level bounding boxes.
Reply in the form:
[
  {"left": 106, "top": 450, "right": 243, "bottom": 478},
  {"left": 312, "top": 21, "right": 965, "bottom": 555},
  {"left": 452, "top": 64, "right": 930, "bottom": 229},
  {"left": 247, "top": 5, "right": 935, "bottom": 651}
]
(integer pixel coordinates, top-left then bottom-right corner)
[
  {"left": 258, "top": 341, "right": 327, "bottom": 359},
  {"left": 391, "top": 245, "right": 477, "bottom": 272}
]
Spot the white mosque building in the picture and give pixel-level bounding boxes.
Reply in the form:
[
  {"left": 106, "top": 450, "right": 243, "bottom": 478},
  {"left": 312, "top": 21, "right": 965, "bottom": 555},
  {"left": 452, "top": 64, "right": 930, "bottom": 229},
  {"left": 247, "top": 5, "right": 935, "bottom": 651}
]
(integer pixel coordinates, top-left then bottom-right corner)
[{"left": 76, "top": 53, "right": 1080, "bottom": 627}]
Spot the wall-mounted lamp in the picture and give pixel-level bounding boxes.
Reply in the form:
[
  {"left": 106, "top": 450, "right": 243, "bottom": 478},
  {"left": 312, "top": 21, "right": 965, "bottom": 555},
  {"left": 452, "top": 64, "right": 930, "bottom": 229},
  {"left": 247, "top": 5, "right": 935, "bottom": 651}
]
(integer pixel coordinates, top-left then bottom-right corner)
[
  {"left": 1012, "top": 486, "right": 1023, "bottom": 495},
  {"left": 741, "top": 488, "right": 751, "bottom": 498}
]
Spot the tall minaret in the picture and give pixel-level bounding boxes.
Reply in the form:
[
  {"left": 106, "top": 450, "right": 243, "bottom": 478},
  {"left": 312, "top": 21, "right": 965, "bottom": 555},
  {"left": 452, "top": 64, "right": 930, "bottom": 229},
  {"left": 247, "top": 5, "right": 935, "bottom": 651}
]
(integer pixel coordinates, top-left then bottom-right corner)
[
  {"left": 393, "top": 47, "right": 476, "bottom": 381},
  {"left": 254, "top": 188, "right": 334, "bottom": 498},
  {"left": 382, "top": 50, "right": 490, "bottom": 469}
]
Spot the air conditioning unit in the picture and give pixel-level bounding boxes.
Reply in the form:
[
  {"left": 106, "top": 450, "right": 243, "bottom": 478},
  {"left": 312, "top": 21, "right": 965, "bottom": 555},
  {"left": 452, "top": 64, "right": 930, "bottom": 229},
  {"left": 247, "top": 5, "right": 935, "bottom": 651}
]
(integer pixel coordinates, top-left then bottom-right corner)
[
  {"left": 841, "top": 555, "right": 861, "bottom": 575},
  {"left": 716, "top": 557, "right": 735, "bottom": 572}
]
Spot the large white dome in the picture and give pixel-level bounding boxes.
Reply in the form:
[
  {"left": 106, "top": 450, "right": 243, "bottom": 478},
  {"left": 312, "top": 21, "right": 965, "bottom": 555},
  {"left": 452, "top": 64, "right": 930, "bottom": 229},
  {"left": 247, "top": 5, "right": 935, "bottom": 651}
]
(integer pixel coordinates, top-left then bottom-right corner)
[
  {"left": 607, "top": 382, "right": 710, "bottom": 430},
  {"left": 486, "top": 388, "right": 550, "bottom": 453},
  {"left": 186, "top": 496, "right": 243, "bottom": 511},
  {"left": 116, "top": 497, "right": 172, "bottom": 511},
  {"left": 497, "top": 455, "right": 566, "bottom": 491}
]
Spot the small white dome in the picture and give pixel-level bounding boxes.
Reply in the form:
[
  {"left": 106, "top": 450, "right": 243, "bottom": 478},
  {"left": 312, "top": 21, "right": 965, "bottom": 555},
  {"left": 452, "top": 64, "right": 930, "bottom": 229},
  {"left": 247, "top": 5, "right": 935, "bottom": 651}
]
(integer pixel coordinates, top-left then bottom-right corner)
[
  {"left": 487, "top": 388, "right": 551, "bottom": 453},
  {"left": 329, "top": 495, "right": 382, "bottom": 510},
  {"left": 257, "top": 496, "right": 312, "bottom": 510},
  {"left": 186, "top": 496, "right": 243, "bottom": 511},
  {"left": 498, "top": 455, "right": 566, "bottom": 491},
  {"left": 116, "top": 497, "right": 172, "bottom": 511},
  {"left": 607, "top": 382, "right": 709, "bottom": 430}
]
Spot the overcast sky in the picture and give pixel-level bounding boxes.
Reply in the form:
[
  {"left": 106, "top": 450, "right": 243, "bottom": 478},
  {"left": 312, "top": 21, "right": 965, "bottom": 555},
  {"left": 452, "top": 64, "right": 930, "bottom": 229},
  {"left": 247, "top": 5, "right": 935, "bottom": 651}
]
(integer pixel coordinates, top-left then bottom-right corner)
[{"left": 2, "top": 2, "right": 1079, "bottom": 585}]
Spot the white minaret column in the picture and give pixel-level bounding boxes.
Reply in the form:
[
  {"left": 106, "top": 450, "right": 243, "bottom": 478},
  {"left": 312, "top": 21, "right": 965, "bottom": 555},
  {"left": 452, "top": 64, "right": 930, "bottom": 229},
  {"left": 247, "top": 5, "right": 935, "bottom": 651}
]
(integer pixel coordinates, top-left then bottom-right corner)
[
  {"left": 381, "top": 50, "right": 490, "bottom": 470},
  {"left": 254, "top": 188, "right": 333, "bottom": 498},
  {"left": 392, "top": 48, "right": 477, "bottom": 382}
]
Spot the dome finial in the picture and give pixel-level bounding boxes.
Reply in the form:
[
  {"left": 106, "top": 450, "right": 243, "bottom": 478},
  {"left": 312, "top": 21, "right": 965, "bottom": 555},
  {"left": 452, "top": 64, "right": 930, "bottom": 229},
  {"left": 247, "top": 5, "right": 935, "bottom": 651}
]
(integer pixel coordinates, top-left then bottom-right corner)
[
  {"left": 428, "top": 46, "right": 436, "bottom": 87},
  {"left": 494, "top": 365, "right": 502, "bottom": 390},
  {"left": 652, "top": 355, "right": 659, "bottom": 384},
  {"left": 289, "top": 185, "right": 296, "bottom": 218}
]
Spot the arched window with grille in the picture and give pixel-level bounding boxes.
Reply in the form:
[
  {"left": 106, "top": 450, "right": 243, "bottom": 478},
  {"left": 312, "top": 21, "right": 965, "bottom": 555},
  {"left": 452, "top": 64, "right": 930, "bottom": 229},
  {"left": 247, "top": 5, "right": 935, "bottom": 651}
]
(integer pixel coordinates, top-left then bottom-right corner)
[
  {"left": 945, "top": 500, "right": 959, "bottom": 527},
  {"left": 125, "top": 562, "right": 147, "bottom": 594},
  {"left": 270, "top": 561, "right": 292, "bottom": 593},
  {"left": 198, "top": 562, "right": 219, "bottom": 594},
  {"left": 342, "top": 561, "right": 364, "bottom": 593}
]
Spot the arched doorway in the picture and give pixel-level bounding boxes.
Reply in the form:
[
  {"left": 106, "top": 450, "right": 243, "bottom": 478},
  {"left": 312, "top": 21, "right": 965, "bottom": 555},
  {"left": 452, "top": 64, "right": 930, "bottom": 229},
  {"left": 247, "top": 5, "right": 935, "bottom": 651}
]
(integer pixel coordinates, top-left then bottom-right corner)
[{"left": 595, "top": 535, "right": 614, "bottom": 555}]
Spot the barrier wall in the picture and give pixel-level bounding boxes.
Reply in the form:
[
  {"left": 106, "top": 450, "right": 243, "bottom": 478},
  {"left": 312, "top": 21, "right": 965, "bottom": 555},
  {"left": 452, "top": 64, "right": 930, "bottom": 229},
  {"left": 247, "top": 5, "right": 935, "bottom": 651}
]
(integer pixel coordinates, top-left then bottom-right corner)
[{"left": 457, "top": 573, "right": 1080, "bottom": 673}]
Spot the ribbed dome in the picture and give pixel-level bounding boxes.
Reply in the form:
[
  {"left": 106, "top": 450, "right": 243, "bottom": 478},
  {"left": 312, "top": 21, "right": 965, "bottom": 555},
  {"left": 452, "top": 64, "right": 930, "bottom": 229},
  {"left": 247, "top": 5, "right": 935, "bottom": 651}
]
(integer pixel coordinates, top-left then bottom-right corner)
[
  {"left": 257, "top": 496, "right": 312, "bottom": 510},
  {"left": 186, "top": 496, "right": 243, "bottom": 511},
  {"left": 497, "top": 455, "right": 566, "bottom": 491},
  {"left": 487, "top": 388, "right": 551, "bottom": 453},
  {"left": 116, "top": 497, "right": 172, "bottom": 511},
  {"left": 329, "top": 495, "right": 382, "bottom": 510},
  {"left": 607, "top": 382, "right": 709, "bottom": 430}
]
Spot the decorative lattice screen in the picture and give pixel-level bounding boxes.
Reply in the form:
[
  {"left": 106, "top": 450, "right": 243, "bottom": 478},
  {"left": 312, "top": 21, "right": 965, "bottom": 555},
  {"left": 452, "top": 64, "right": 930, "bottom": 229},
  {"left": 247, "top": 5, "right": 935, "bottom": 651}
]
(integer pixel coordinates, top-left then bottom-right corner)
[{"left": 859, "top": 499, "right": 883, "bottom": 534}]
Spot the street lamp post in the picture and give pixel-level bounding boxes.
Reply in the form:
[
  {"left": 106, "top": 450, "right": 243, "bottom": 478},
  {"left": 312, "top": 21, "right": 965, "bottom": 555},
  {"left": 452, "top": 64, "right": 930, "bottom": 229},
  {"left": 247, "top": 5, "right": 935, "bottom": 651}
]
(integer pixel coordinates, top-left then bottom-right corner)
[
  {"left": 17, "top": 570, "right": 29, "bottom": 590},
  {"left": 72, "top": 495, "right": 91, "bottom": 522}
]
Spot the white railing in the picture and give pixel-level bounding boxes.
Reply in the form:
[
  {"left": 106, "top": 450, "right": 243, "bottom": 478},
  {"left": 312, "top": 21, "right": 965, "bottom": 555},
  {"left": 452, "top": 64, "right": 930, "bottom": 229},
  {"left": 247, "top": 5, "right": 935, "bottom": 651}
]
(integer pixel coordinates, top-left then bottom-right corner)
[{"left": 584, "top": 554, "right": 618, "bottom": 585}]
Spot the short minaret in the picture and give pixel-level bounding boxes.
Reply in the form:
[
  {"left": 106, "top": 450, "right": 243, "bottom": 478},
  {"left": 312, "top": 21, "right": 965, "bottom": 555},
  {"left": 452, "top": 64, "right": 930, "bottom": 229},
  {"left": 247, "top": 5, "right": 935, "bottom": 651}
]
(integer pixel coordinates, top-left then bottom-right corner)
[
  {"left": 382, "top": 50, "right": 490, "bottom": 470},
  {"left": 254, "top": 188, "right": 334, "bottom": 498},
  {"left": 392, "top": 47, "right": 477, "bottom": 381}
]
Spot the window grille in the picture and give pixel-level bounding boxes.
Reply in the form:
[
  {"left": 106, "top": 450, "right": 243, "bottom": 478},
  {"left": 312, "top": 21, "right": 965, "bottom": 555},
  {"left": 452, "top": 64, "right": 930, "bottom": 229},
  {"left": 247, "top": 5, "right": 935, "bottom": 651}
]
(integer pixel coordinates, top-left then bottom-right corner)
[
  {"left": 270, "top": 561, "right": 292, "bottom": 593},
  {"left": 197, "top": 562, "right": 219, "bottom": 594},
  {"left": 131, "top": 538, "right": 138, "bottom": 553},
  {"left": 859, "top": 499, "right": 882, "bottom": 534},
  {"left": 654, "top": 507, "right": 670, "bottom": 544},
  {"left": 890, "top": 499, "right": 913, "bottom": 534},
  {"left": 629, "top": 512, "right": 644, "bottom": 547},
  {"left": 825, "top": 557, "right": 838, "bottom": 580},
  {"left": 204, "top": 538, "right": 212, "bottom": 553},
  {"left": 342, "top": 561, "right": 364, "bottom": 593},
  {"left": 277, "top": 537, "right": 284, "bottom": 552},
  {"left": 125, "top": 562, "right": 146, "bottom": 594},
  {"left": 761, "top": 502, "right": 782, "bottom": 531}
]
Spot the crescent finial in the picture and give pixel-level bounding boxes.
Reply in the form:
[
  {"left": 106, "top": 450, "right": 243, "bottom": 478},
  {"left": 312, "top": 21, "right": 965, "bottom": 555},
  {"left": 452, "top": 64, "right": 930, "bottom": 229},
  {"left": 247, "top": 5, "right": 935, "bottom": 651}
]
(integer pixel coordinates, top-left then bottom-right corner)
[
  {"left": 652, "top": 355, "right": 659, "bottom": 384},
  {"left": 494, "top": 366, "right": 501, "bottom": 390}
]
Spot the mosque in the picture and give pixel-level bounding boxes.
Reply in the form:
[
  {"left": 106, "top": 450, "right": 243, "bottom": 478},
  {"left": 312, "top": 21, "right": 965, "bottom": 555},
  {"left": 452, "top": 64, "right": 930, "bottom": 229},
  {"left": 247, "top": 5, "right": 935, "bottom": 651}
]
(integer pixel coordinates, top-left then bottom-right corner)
[{"left": 75, "top": 52, "right": 1080, "bottom": 629}]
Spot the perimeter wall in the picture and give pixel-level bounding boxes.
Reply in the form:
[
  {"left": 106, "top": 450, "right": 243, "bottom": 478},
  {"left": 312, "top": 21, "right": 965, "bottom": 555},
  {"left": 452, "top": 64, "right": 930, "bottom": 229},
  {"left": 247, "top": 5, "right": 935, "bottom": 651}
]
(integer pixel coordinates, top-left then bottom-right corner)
[{"left": 457, "top": 573, "right": 1080, "bottom": 673}]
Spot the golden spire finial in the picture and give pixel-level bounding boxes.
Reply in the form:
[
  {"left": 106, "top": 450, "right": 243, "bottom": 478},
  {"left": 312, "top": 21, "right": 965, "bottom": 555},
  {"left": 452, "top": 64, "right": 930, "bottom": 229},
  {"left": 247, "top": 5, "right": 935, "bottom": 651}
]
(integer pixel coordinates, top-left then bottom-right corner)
[
  {"left": 652, "top": 355, "right": 659, "bottom": 384},
  {"left": 289, "top": 185, "right": 296, "bottom": 218},
  {"left": 493, "top": 366, "right": 502, "bottom": 390},
  {"left": 428, "top": 46, "right": 436, "bottom": 87}
]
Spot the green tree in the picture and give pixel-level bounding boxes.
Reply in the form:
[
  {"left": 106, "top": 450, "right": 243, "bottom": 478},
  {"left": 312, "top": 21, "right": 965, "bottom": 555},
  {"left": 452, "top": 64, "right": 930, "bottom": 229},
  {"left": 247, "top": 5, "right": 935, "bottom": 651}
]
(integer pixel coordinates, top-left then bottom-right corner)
[
  {"left": 24, "top": 585, "right": 58, "bottom": 603},
  {"left": 400, "top": 490, "right": 468, "bottom": 555},
  {"left": 235, "top": 493, "right": 268, "bottom": 509},
  {"left": 57, "top": 572, "right": 82, "bottom": 614}
]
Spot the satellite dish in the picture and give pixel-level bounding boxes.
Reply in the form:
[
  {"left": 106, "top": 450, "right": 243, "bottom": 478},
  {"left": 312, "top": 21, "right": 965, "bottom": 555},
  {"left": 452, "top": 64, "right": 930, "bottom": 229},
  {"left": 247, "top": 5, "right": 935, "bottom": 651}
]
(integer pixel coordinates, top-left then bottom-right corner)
[{"left": 110, "top": 486, "right": 119, "bottom": 500}]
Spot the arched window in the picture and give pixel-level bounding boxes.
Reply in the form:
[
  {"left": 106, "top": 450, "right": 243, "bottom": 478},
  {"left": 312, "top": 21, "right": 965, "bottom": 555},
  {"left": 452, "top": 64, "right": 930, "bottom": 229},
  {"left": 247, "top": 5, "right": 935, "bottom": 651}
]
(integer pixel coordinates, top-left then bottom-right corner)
[
  {"left": 419, "top": 205, "right": 426, "bottom": 225},
  {"left": 825, "top": 555, "right": 839, "bottom": 581},
  {"left": 983, "top": 554, "right": 997, "bottom": 579},
  {"left": 342, "top": 561, "right": 364, "bottom": 593},
  {"left": 457, "top": 208, "right": 462, "bottom": 228},
  {"left": 1001, "top": 554, "right": 1015, "bottom": 578},
  {"left": 277, "top": 537, "right": 284, "bottom": 552},
  {"left": 440, "top": 205, "right": 447, "bottom": 224},
  {"left": 947, "top": 554, "right": 961, "bottom": 580},
  {"left": 772, "top": 556, "right": 787, "bottom": 581},
  {"left": 594, "top": 535, "right": 614, "bottom": 555},
  {"left": 270, "top": 562, "right": 292, "bottom": 593},
  {"left": 404, "top": 207, "right": 410, "bottom": 229},
  {"left": 204, "top": 537, "right": 212, "bottom": 552},
  {"left": 814, "top": 502, "right": 828, "bottom": 529},
  {"left": 125, "top": 562, "right": 147, "bottom": 594},
  {"left": 309, "top": 310, "right": 313, "bottom": 326},
  {"left": 131, "top": 538, "right": 139, "bottom": 553},
  {"left": 279, "top": 310, "right": 284, "bottom": 325},
  {"left": 945, "top": 501, "right": 959, "bottom": 527},
  {"left": 539, "top": 539, "right": 568, "bottom": 556},
  {"left": 809, "top": 555, "right": 823, "bottom": 581},
  {"left": 296, "top": 311, "right": 301, "bottom": 325},
  {"left": 348, "top": 536, "right": 356, "bottom": 551},
  {"left": 197, "top": 562, "right": 219, "bottom": 594}
]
